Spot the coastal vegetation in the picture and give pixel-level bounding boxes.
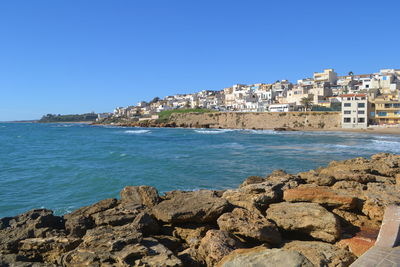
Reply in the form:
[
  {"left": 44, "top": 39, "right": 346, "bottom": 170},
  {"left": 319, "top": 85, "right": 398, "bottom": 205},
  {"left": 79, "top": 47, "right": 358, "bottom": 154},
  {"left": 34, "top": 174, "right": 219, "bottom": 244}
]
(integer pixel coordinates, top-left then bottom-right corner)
[{"left": 39, "top": 113, "right": 98, "bottom": 123}]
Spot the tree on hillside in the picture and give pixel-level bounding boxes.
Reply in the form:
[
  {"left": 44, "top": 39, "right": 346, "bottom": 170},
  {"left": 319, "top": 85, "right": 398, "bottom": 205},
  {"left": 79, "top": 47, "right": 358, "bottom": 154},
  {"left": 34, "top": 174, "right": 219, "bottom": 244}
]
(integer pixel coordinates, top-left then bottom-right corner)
[
  {"left": 150, "top": 97, "right": 160, "bottom": 104},
  {"left": 300, "top": 97, "right": 313, "bottom": 111},
  {"left": 348, "top": 71, "right": 354, "bottom": 76}
]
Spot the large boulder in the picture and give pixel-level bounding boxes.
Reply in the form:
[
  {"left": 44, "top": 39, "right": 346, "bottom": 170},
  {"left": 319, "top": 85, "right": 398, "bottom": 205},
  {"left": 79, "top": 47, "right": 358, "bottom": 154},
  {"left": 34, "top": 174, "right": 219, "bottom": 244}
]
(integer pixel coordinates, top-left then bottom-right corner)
[
  {"left": 283, "top": 240, "right": 356, "bottom": 267},
  {"left": 217, "top": 208, "right": 281, "bottom": 245},
  {"left": 224, "top": 172, "right": 302, "bottom": 213},
  {"left": 216, "top": 246, "right": 314, "bottom": 267},
  {"left": 64, "top": 198, "right": 118, "bottom": 237},
  {"left": 361, "top": 182, "right": 400, "bottom": 222},
  {"left": 198, "top": 230, "right": 244, "bottom": 267},
  {"left": 266, "top": 202, "right": 341, "bottom": 243},
  {"left": 120, "top": 185, "right": 160, "bottom": 208},
  {"left": 283, "top": 185, "right": 358, "bottom": 210},
  {"left": 152, "top": 190, "right": 229, "bottom": 223}
]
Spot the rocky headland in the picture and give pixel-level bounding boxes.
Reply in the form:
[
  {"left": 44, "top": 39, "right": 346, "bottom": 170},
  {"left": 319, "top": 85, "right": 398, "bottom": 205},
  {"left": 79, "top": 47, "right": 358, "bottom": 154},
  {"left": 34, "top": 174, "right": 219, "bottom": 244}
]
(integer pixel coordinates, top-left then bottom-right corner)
[{"left": 1, "top": 153, "right": 400, "bottom": 266}]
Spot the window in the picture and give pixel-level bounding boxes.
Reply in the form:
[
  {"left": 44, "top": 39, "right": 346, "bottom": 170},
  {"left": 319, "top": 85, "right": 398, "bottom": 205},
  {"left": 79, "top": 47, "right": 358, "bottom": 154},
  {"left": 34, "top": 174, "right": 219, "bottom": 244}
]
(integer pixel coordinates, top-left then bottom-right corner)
[
  {"left": 358, "top": 103, "right": 365, "bottom": 108},
  {"left": 358, "top": 118, "right": 365, "bottom": 123},
  {"left": 378, "top": 112, "right": 387, "bottom": 116},
  {"left": 344, "top": 103, "right": 351, "bottom": 107},
  {"left": 344, "top": 111, "right": 351, "bottom": 114},
  {"left": 370, "top": 112, "right": 375, "bottom": 117},
  {"left": 358, "top": 110, "right": 365, "bottom": 114},
  {"left": 395, "top": 111, "right": 400, "bottom": 115},
  {"left": 343, "top": 118, "right": 351, "bottom": 123}
]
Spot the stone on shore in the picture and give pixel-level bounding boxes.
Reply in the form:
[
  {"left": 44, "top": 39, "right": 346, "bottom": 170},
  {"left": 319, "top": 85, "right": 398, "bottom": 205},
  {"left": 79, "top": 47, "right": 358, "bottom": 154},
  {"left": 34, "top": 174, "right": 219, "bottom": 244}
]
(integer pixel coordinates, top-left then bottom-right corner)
[
  {"left": 173, "top": 224, "right": 213, "bottom": 248},
  {"left": 283, "top": 240, "right": 356, "bottom": 267},
  {"left": 217, "top": 208, "right": 281, "bottom": 245},
  {"left": 266, "top": 202, "right": 341, "bottom": 243},
  {"left": 198, "top": 230, "right": 244, "bottom": 267},
  {"left": 120, "top": 185, "right": 160, "bottom": 208},
  {"left": 216, "top": 246, "right": 315, "bottom": 267},
  {"left": 336, "top": 228, "right": 379, "bottom": 257},
  {"left": 64, "top": 198, "right": 118, "bottom": 237},
  {"left": 283, "top": 185, "right": 358, "bottom": 210},
  {"left": 0, "top": 209, "right": 65, "bottom": 254},
  {"left": 152, "top": 190, "right": 229, "bottom": 223}
]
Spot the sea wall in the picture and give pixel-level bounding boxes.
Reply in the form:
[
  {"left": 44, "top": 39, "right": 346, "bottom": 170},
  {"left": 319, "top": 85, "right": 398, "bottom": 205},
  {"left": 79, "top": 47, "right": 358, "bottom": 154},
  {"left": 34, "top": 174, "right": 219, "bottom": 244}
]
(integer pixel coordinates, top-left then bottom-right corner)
[{"left": 169, "top": 111, "right": 341, "bottom": 130}]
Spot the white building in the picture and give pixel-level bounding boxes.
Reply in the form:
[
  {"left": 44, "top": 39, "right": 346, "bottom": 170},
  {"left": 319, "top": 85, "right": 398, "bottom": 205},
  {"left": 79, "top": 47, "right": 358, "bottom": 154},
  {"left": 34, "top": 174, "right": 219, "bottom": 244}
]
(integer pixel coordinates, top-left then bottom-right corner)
[
  {"left": 341, "top": 93, "right": 368, "bottom": 129},
  {"left": 269, "top": 103, "right": 295, "bottom": 112}
]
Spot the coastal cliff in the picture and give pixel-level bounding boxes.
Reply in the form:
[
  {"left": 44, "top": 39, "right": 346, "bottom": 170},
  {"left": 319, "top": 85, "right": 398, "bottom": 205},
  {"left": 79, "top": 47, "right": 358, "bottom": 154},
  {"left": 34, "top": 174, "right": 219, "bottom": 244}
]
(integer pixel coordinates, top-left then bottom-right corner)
[
  {"left": 97, "top": 111, "right": 341, "bottom": 130},
  {"left": 169, "top": 112, "right": 341, "bottom": 130},
  {"left": 1, "top": 153, "right": 399, "bottom": 266}
]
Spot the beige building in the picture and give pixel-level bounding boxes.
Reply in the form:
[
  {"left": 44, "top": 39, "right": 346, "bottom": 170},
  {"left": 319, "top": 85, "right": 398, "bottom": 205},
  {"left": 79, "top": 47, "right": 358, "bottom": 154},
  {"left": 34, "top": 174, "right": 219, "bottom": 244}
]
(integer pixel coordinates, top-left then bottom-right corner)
[
  {"left": 313, "top": 69, "right": 338, "bottom": 85},
  {"left": 341, "top": 93, "right": 368, "bottom": 129}
]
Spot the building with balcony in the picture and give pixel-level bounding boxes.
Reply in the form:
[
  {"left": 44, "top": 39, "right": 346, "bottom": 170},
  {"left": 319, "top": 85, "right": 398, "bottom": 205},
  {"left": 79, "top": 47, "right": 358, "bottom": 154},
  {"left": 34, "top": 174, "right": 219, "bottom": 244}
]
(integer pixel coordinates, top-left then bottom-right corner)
[
  {"left": 313, "top": 69, "right": 338, "bottom": 85},
  {"left": 341, "top": 94, "right": 368, "bottom": 129},
  {"left": 372, "top": 99, "right": 400, "bottom": 125}
]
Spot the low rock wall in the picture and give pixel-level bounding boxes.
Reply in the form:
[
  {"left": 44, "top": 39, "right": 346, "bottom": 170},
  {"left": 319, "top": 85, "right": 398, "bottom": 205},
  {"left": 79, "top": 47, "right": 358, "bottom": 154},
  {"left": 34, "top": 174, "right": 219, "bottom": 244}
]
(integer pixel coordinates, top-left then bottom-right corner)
[{"left": 169, "top": 111, "right": 341, "bottom": 130}]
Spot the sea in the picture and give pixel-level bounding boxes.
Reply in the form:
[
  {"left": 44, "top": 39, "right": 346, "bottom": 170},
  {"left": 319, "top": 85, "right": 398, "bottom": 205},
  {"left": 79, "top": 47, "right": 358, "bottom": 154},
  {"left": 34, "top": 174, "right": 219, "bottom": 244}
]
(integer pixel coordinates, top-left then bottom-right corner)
[{"left": 1, "top": 122, "right": 400, "bottom": 218}]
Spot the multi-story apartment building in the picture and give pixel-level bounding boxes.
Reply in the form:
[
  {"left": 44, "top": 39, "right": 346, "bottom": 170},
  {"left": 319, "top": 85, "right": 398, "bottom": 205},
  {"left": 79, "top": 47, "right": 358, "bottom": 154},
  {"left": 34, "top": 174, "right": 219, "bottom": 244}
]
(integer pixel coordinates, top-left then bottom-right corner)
[
  {"left": 341, "top": 94, "right": 368, "bottom": 129},
  {"left": 313, "top": 69, "right": 337, "bottom": 85},
  {"left": 371, "top": 92, "right": 400, "bottom": 125}
]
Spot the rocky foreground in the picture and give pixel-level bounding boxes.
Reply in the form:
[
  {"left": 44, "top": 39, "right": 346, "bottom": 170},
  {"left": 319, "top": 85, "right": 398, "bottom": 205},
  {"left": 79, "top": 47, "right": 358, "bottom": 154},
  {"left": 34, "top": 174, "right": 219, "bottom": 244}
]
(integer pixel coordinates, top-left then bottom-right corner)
[{"left": 1, "top": 153, "right": 400, "bottom": 267}]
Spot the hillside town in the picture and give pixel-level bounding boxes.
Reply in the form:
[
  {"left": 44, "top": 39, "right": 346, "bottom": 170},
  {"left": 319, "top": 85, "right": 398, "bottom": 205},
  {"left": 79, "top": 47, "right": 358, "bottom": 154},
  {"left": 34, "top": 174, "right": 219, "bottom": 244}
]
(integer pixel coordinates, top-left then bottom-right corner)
[{"left": 100, "top": 68, "right": 400, "bottom": 129}]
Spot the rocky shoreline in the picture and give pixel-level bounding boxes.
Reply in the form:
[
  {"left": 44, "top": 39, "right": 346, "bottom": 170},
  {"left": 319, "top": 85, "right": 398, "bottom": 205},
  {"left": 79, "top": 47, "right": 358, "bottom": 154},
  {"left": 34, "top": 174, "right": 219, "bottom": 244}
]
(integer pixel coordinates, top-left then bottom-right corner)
[{"left": 1, "top": 153, "right": 399, "bottom": 266}]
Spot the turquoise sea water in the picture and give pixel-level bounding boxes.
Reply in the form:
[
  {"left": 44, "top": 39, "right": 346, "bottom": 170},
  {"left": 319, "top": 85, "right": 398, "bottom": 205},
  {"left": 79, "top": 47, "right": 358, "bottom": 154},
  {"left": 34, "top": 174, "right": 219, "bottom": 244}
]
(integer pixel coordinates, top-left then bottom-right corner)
[{"left": 1, "top": 122, "right": 400, "bottom": 218}]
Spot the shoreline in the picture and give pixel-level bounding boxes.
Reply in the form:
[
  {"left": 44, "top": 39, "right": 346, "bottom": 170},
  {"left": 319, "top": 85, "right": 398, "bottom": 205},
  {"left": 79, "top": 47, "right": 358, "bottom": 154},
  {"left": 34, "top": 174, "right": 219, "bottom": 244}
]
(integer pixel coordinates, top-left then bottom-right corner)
[{"left": 94, "top": 122, "right": 400, "bottom": 135}]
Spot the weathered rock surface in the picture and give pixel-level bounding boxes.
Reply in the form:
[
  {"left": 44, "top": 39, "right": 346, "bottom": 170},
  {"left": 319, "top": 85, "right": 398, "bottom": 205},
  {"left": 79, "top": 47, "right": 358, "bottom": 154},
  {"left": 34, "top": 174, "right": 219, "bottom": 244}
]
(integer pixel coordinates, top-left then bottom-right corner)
[
  {"left": 217, "top": 208, "right": 281, "bottom": 245},
  {"left": 0, "top": 209, "right": 65, "bottom": 254},
  {"left": 120, "top": 185, "right": 160, "bottom": 208},
  {"left": 173, "top": 224, "right": 213, "bottom": 248},
  {"left": 198, "top": 230, "right": 244, "bottom": 267},
  {"left": 1, "top": 153, "right": 399, "bottom": 266},
  {"left": 283, "top": 185, "right": 358, "bottom": 210},
  {"left": 152, "top": 190, "right": 229, "bottom": 223},
  {"left": 224, "top": 171, "right": 303, "bottom": 214},
  {"left": 216, "top": 246, "right": 315, "bottom": 267},
  {"left": 283, "top": 240, "right": 356, "bottom": 267},
  {"left": 64, "top": 198, "right": 118, "bottom": 237},
  {"left": 336, "top": 228, "right": 379, "bottom": 257},
  {"left": 266, "top": 202, "right": 341, "bottom": 243}
]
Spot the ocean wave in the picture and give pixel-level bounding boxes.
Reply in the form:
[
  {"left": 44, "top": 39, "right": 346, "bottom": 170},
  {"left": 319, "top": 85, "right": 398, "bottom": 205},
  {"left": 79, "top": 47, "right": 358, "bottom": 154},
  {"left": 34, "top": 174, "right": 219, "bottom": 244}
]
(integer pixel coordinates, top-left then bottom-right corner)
[
  {"left": 212, "top": 142, "right": 246, "bottom": 150},
  {"left": 194, "top": 129, "right": 234, "bottom": 134},
  {"left": 241, "top": 129, "right": 277, "bottom": 135},
  {"left": 124, "top": 130, "right": 150, "bottom": 134},
  {"left": 370, "top": 140, "right": 400, "bottom": 152}
]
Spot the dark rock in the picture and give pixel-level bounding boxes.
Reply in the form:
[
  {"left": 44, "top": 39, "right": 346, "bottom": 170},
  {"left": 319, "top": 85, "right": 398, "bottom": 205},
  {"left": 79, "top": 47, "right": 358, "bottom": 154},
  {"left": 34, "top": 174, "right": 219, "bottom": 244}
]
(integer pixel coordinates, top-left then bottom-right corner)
[{"left": 0, "top": 209, "right": 65, "bottom": 254}]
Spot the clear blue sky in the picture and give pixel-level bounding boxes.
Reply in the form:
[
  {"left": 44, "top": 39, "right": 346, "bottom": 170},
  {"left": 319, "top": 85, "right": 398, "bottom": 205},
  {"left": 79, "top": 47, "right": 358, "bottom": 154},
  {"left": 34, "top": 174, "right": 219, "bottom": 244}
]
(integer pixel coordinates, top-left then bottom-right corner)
[{"left": 1, "top": 0, "right": 399, "bottom": 121}]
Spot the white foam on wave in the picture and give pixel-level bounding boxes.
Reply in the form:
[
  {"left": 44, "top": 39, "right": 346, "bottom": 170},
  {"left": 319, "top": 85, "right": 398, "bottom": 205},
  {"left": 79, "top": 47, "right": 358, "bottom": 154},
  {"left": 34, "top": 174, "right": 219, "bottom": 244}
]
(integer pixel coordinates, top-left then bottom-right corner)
[
  {"left": 194, "top": 129, "right": 234, "bottom": 134},
  {"left": 124, "top": 130, "right": 151, "bottom": 134},
  {"left": 241, "top": 129, "right": 277, "bottom": 135},
  {"left": 370, "top": 140, "right": 400, "bottom": 153}
]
